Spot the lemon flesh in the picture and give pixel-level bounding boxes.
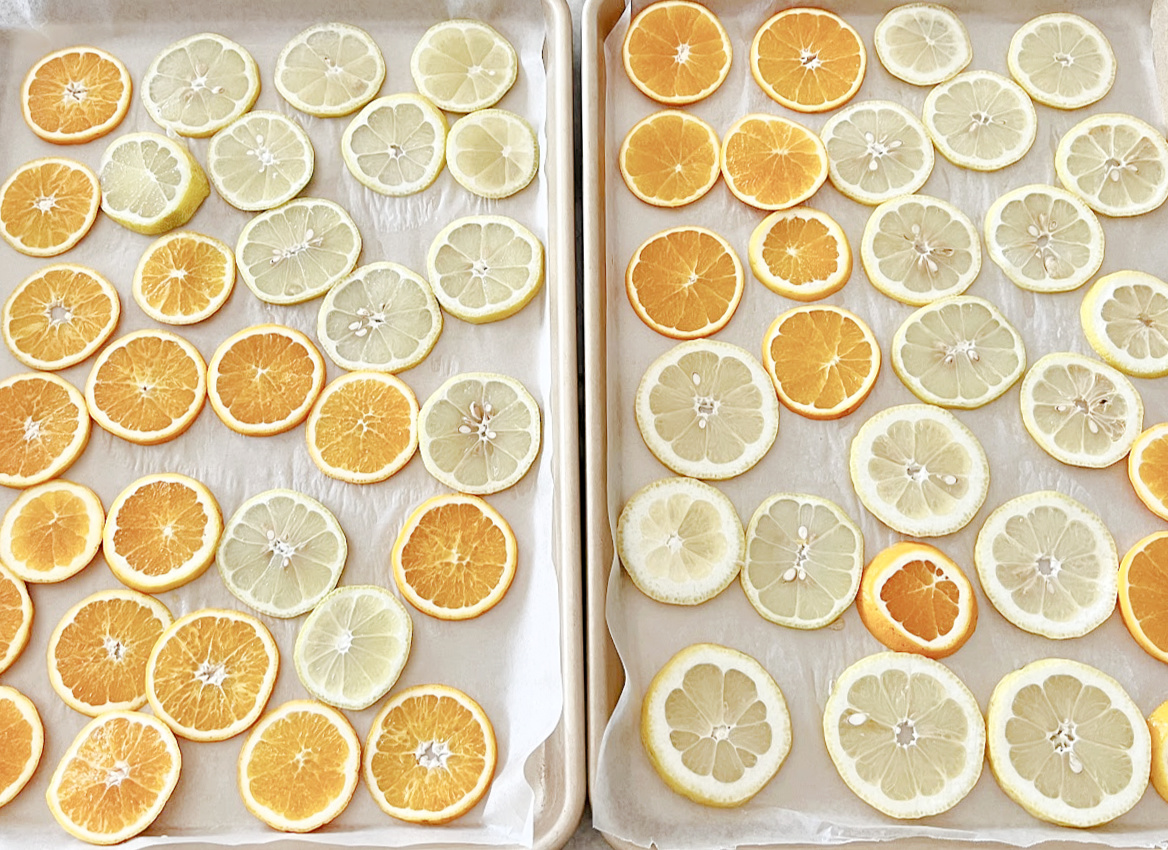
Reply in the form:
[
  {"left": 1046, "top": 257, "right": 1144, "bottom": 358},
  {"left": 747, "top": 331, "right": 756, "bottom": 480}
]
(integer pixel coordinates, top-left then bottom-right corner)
[
  {"left": 342, "top": 94, "right": 448, "bottom": 196},
  {"left": 923, "top": 71, "right": 1037, "bottom": 171},
  {"left": 141, "top": 33, "right": 260, "bottom": 137},
  {"left": 874, "top": 4, "right": 971, "bottom": 87},
  {"left": 275, "top": 23, "right": 386, "bottom": 118},
  {"left": 207, "top": 111, "right": 314, "bottom": 212},
  {"left": 411, "top": 19, "right": 518, "bottom": 113},
  {"left": 99, "top": 133, "right": 209, "bottom": 235},
  {"left": 1056, "top": 113, "right": 1168, "bottom": 217},
  {"left": 446, "top": 109, "right": 539, "bottom": 199},
  {"left": 1081, "top": 271, "right": 1168, "bottom": 378},
  {"left": 1008, "top": 14, "right": 1115, "bottom": 109},
  {"left": 821, "top": 101, "right": 934, "bottom": 205}
]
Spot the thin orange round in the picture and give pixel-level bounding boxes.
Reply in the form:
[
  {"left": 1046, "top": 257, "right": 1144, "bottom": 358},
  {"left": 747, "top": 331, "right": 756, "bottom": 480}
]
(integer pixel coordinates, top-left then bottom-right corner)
[
  {"left": 0, "top": 480, "right": 103, "bottom": 583},
  {"left": 0, "top": 565, "right": 32, "bottom": 676},
  {"left": 750, "top": 8, "right": 867, "bottom": 112},
  {"left": 0, "top": 372, "right": 90, "bottom": 489},
  {"left": 0, "top": 158, "right": 100, "bottom": 257},
  {"left": 1119, "top": 532, "right": 1168, "bottom": 663},
  {"left": 3, "top": 264, "right": 120, "bottom": 371},
  {"left": 0, "top": 685, "right": 43, "bottom": 808},
  {"left": 748, "top": 207, "right": 852, "bottom": 301},
  {"left": 622, "top": 0, "right": 732, "bottom": 105},
  {"left": 1130, "top": 423, "right": 1168, "bottom": 521},
  {"left": 22, "top": 46, "right": 131, "bottom": 144},
  {"left": 618, "top": 110, "right": 720, "bottom": 207},
  {"left": 133, "top": 231, "right": 236, "bottom": 326},
  {"left": 721, "top": 114, "right": 828, "bottom": 210}
]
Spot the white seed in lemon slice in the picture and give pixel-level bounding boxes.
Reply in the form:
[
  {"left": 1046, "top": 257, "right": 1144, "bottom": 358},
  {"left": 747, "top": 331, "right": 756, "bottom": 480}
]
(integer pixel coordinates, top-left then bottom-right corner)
[
  {"left": 742, "top": 493, "right": 863, "bottom": 630},
  {"left": 99, "top": 132, "right": 210, "bottom": 236},
  {"left": 275, "top": 23, "right": 386, "bottom": 118},
  {"left": 1008, "top": 14, "right": 1115, "bottom": 110},
  {"left": 446, "top": 108, "right": 539, "bottom": 199},
  {"left": 1056, "top": 113, "right": 1168, "bottom": 217},
  {"left": 641, "top": 643, "right": 791, "bottom": 808},
  {"left": 1080, "top": 271, "right": 1168, "bottom": 378},
  {"left": 141, "top": 33, "right": 260, "bottom": 138},
  {"left": 207, "top": 111, "right": 314, "bottom": 212},
  {"left": 820, "top": 101, "right": 934, "bottom": 205},
  {"left": 1020, "top": 352, "right": 1144, "bottom": 468},
  {"left": 923, "top": 70, "right": 1037, "bottom": 171},
  {"left": 616, "top": 477, "right": 743, "bottom": 606},
  {"left": 824, "top": 651, "right": 985, "bottom": 819},
  {"left": 341, "top": 93, "right": 448, "bottom": 196},
  {"left": 411, "top": 19, "right": 518, "bottom": 114},
  {"left": 874, "top": 4, "right": 971, "bottom": 87}
]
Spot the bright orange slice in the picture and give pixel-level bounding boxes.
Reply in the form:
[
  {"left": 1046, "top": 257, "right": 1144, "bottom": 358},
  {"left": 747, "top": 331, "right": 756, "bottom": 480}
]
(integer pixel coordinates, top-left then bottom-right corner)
[
  {"left": 0, "top": 371, "right": 90, "bottom": 489},
  {"left": 748, "top": 207, "right": 851, "bottom": 301},
  {"left": 625, "top": 225, "right": 744, "bottom": 339},
  {"left": 0, "top": 158, "right": 100, "bottom": 257},
  {"left": 3, "top": 264, "right": 120, "bottom": 371},
  {"left": 22, "top": 46, "right": 131, "bottom": 144},
  {"left": 721, "top": 114, "right": 828, "bottom": 210},
  {"left": 1129, "top": 423, "right": 1168, "bottom": 521},
  {"left": 132, "top": 231, "right": 236, "bottom": 325},
  {"left": 622, "top": 0, "right": 732, "bottom": 105},
  {"left": 1119, "top": 532, "right": 1168, "bottom": 664},
  {"left": 750, "top": 8, "right": 866, "bottom": 112},
  {"left": 0, "top": 685, "right": 43, "bottom": 808},
  {"left": 0, "top": 479, "right": 102, "bottom": 583},
  {"left": 363, "top": 683, "right": 497, "bottom": 824},
  {"left": 618, "top": 110, "right": 720, "bottom": 207},
  {"left": 0, "top": 564, "right": 32, "bottom": 676}
]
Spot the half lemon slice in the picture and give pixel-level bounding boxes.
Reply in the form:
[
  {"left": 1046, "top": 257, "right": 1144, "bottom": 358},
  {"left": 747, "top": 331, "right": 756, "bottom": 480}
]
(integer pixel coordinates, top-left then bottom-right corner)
[{"left": 99, "top": 132, "right": 209, "bottom": 235}]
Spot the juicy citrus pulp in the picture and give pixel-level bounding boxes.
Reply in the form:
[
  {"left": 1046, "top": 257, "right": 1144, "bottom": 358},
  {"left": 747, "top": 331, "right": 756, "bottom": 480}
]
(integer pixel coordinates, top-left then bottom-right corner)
[
  {"left": 874, "top": 4, "right": 971, "bottom": 86},
  {"left": 922, "top": 71, "right": 1037, "bottom": 171},
  {"left": 98, "top": 132, "right": 210, "bottom": 235},
  {"left": 750, "top": 8, "right": 866, "bottom": 112},
  {"left": 0, "top": 371, "right": 90, "bottom": 489},
  {"left": 411, "top": 19, "right": 518, "bottom": 113},
  {"left": 748, "top": 207, "right": 850, "bottom": 301},
  {"left": 1129, "top": 423, "right": 1168, "bottom": 520},
  {"left": 1118, "top": 532, "right": 1168, "bottom": 663},
  {"left": 720, "top": 114, "right": 827, "bottom": 211},
  {"left": 446, "top": 108, "right": 539, "bottom": 199},
  {"left": 0, "top": 686, "right": 42, "bottom": 808},
  {"left": 0, "top": 564, "right": 32, "bottom": 675},
  {"left": 1055, "top": 113, "right": 1168, "bottom": 217},
  {"left": 207, "top": 110, "right": 315, "bottom": 212},
  {"left": 1008, "top": 14, "right": 1115, "bottom": 109},
  {"left": 1151, "top": 700, "right": 1168, "bottom": 803},
  {"left": 0, "top": 157, "right": 100, "bottom": 257},
  {"left": 341, "top": 94, "right": 448, "bottom": 196},
  {"left": 275, "top": 22, "right": 386, "bottom": 118},
  {"left": 132, "top": 231, "right": 235, "bottom": 326},
  {"left": 22, "top": 46, "right": 131, "bottom": 144},
  {"left": 1080, "top": 270, "right": 1168, "bottom": 378},
  {"left": 0, "top": 480, "right": 102, "bottom": 583},
  {"left": 619, "top": 110, "right": 720, "bottom": 208},
  {"left": 621, "top": 0, "right": 732, "bottom": 105},
  {"left": 821, "top": 101, "right": 934, "bottom": 204}
]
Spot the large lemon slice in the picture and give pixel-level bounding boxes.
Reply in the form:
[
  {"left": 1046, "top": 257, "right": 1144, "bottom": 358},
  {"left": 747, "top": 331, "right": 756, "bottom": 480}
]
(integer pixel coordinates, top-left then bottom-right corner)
[{"left": 1055, "top": 113, "right": 1168, "bottom": 217}]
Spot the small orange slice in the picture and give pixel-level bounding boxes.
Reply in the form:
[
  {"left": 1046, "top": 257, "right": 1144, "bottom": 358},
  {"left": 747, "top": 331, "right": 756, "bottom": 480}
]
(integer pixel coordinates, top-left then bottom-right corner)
[
  {"left": 750, "top": 8, "right": 867, "bottom": 112},
  {"left": 0, "top": 371, "right": 90, "bottom": 489},
  {"left": 0, "top": 686, "right": 43, "bottom": 809},
  {"left": 721, "top": 114, "right": 828, "bottom": 210},
  {"left": 1119, "top": 532, "right": 1168, "bottom": 664},
  {"left": 0, "top": 479, "right": 103, "bottom": 583},
  {"left": 22, "top": 46, "right": 132, "bottom": 144},
  {"left": 3, "top": 264, "right": 120, "bottom": 371},
  {"left": 0, "top": 564, "right": 32, "bottom": 675},
  {"left": 1129, "top": 423, "right": 1168, "bottom": 521},
  {"left": 748, "top": 207, "right": 851, "bottom": 301},
  {"left": 0, "top": 158, "right": 100, "bottom": 257},
  {"left": 619, "top": 110, "right": 720, "bottom": 207},
  {"left": 133, "top": 231, "right": 236, "bottom": 325},
  {"left": 622, "top": 1, "right": 732, "bottom": 105}
]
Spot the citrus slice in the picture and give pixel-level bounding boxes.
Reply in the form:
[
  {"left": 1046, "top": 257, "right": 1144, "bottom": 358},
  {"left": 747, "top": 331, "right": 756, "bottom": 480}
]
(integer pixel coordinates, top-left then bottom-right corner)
[
  {"left": 275, "top": 23, "right": 386, "bottom": 118},
  {"left": 1056, "top": 113, "right": 1168, "bottom": 217},
  {"left": 426, "top": 215, "right": 544, "bottom": 324},
  {"left": 411, "top": 19, "right": 518, "bottom": 113},
  {"left": 1019, "top": 352, "right": 1144, "bottom": 468},
  {"left": 1129, "top": 423, "right": 1168, "bottom": 521},
  {"left": 141, "top": 33, "right": 260, "bottom": 137},
  {"left": 419, "top": 372, "right": 541, "bottom": 495},
  {"left": 741, "top": 493, "right": 863, "bottom": 630},
  {"left": 720, "top": 114, "right": 827, "bottom": 211},
  {"left": 861, "top": 194, "right": 980, "bottom": 306},
  {"left": 984, "top": 184, "right": 1104, "bottom": 293},
  {"left": 0, "top": 480, "right": 102, "bottom": 583},
  {"left": 1081, "top": 270, "right": 1168, "bottom": 378},
  {"left": 306, "top": 372, "right": 419, "bottom": 484},
  {"left": 641, "top": 643, "right": 791, "bottom": 807},
  {"left": 3, "top": 264, "right": 119, "bottom": 371},
  {"left": 132, "top": 231, "right": 235, "bottom": 325},
  {"left": 1151, "top": 701, "right": 1168, "bottom": 803},
  {"left": 47, "top": 589, "right": 173, "bottom": 716},
  {"left": 621, "top": 0, "right": 732, "bottom": 105},
  {"left": 0, "top": 158, "right": 100, "bottom": 257},
  {"left": 750, "top": 8, "right": 866, "bottom": 113},
  {"left": 0, "top": 371, "right": 89, "bottom": 489},
  {"left": 619, "top": 110, "right": 720, "bottom": 208},
  {"left": 1119, "top": 532, "right": 1168, "bottom": 663},
  {"left": 762, "top": 304, "right": 880, "bottom": 420},
  {"left": 85, "top": 329, "right": 207, "bottom": 445},
  {"left": 0, "top": 564, "right": 32, "bottom": 675},
  {"left": 1008, "top": 14, "right": 1115, "bottom": 110},
  {"left": 891, "top": 295, "right": 1026, "bottom": 408},
  {"left": 98, "top": 132, "right": 210, "bottom": 235},
  {"left": 206, "top": 110, "right": 315, "bottom": 212},
  {"left": 21, "top": 46, "right": 131, "bottom": 144},
  {"left": 615, "top": 477, "right": 744, "bottom": 606},
  {"left": 625, "top": 226, "right": 743, "bottom": 339},
  {"left": 987, "top": 658, "right": 1150, "bottom": 827},
  {"left": 294, "top": 585, "right": 412, "bottom": 711},
  {"left": 446, "top": 108, "right": 539, "bottom": 199},
  {"left": 317, "top": 262, "right": 442, "bottom": 373},
  {"left": 874, "top": 4, "right": 972, "bottom": 87},
  {"left": 236, "top": 197, "right": 362, "bottom": 305},
  {"left": 46, "top": 711, "right": 181, "bottom": 844},
  {"left": 238, "top": 700, "right": 360, "bottom": 833},
  {"left": 341, "top": 93, "right": 448, "bottom": 196},
  {"left": 849, "top": 403, "right": 989, "bottom": 537},
  {"left": 392, "top": 493, "right": 518, "bottom": 620},
  {"left": 636, "top": 340, "right": 778, "bottom": 480},
  {"left": 922, "top": 71, "right": 1037, "bottom": 171},
  {"left": 0, "top": 686, "right": 42, "bottom": 808},
  {"left": 217, "top": 489, "right": 347, "bottom": 619},
  {"left": 208, "top": 324, "right": 325, "bottom": 436},
  {"left": 748, "top": 207, "right": 850, "bottom": 301},
  {"left": 820, "top": 101, "right": 934, "bottom": 205}
]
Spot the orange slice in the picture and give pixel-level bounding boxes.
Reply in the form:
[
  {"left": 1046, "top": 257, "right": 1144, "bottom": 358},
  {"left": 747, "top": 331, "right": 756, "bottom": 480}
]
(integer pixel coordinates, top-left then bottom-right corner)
[
  {"left": 625, "top": 225, "right": 744, "bottom": 339},
  {"left": 0, "top": 371, "right": 90, "bottom": 489},
  {"left": 46, "top": 710, "right": 181, "bottom": 845},
  {"left": 305, "top": 372, "right": 419, "bottom": 484},
  {"left": 1119, "top": 532, "right": 1168, "bottom": 664},
  {"left": 132, "top": 231, "right": 236, "bottom": 325},
  {"left": 721, "top": 114, "right": 828, "bottom": 210},
  {"left": 237, "top": 700, "right": 360, "bottom": 833},
  {"left": 619, "top": 110, "right": 720, "bottom": 207},
  {"left": 363, "top": 683, "right": 497, "bottom": 824},
  {"left": 1129, "top": 423, "right": 1168, "bottom": 521},
  {"left": 748, "top": 207, "right": 851, "bottom": 301},
  {"left": 0, "top": 158, "right": 100, "bottom": 257},
  {"left": 47, "top": 588, "right": 173, "bottom": 716},
  {"left": 0, "top": 564, "right": 32, "bottom": 676},
  {"left": 3, "top": 264, "right": 120, "bottom": 371},
  {"left": 0, "top": 685, "right": 43, "bottom": 808},
  {"left": 762, "top": 304, "right": 880, "bottom": 420},
  {"left": 21, "top": 46, "right": 131, "bottom": 144},
  {"left": 146, "top": 608, "right": 279, "bottom": 742},
  {"left": 208, "top": 324, "right": 325, "bottom": 437},
  {"left": 0, "top": 480, "right": 103, "bottom": 583},
  {"left": 392, "top": 493, "right": 518, "bottom": 620},
  {"left": 857, "top": 541, "right": 978, "bottom": 659},
  {"left": 84, "top": 328, "right": 207, "bottom": 445},
  {"left": 622, "top": 0, "right": 732, "bottom": 105},
  {"left": 750, "top": 8, "right": 866, "bottom": 112}
]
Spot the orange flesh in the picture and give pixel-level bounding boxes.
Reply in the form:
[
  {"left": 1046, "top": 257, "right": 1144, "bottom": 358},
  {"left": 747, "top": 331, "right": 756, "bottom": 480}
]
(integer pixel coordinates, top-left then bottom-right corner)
[
  {"left": 0, "top": 162, "right": 96, "bottom": 251},
  {"left": 312, "top": 378, "right": 414, "bottom": 474},
  {"left": 400, "top": 502, "right": 508, "bottom": 610},
  {"left": 754, "top": 11, "right": 864, "bottom": 107},
  {"left": 625, "top": 4, "right": 729, "bottom": 100},
  {"left": 760, "top": 216, "right": 840, "bottom": 285},
  {"left": 629, "top": 229, "right": 739, "bottom": 335},
  {"left": 0, "top": 698, "right": 34, "bottom": 792},
  {"left": 111, "top": 480, "right": 209, "bottom": 577},
  {"left": 214, "top": 333, "right": 318, "bottom": 425},
  {"left": 0, "top": 574, "right": 27, "bottom": 664},
  {"left": 138, "top": 238, "right": 230, "bottom": 317},
  {"left": 622, "top": 113, "right": 717, "bottom": 202},
  {"left": 723, "top": 118, "right": 823, "bottom": 207},
  {"left": 767, "top": 309, "right": 875, "bottom": 411},
  {"left": 54, "top": 597, "right": 167, "bottom": 708},
  {"left": 244, "top": 710, "right": 353, "bottom": 821},
  {"left": 1138, "top": 435, "right": 1168, "bottom": 506},
  {"left": 6, "top": 267, "right": 115, "bottom": 364},
  {"left": 8, "top": 488, "right": 94, "bottom": 575},
  {"left": 880, "top": 559, "right": 960, "bottom": 641},
  {"left": 90, "top": 336, "right": 201, "bottom": 433},
  {"left": 25, "top": 51, "right": 126, "bottom": 136},
  {"left": 0, "top": 376, "right": 84, "bottom": 480},
  {"left": 1125, "top": 536, "right": 1168, "bottom": 653}
]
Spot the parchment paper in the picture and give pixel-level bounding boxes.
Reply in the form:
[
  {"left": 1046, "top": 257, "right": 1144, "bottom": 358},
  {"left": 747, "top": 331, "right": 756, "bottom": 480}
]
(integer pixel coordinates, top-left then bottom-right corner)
[
  {"left": 0, "top": 1, "right": 564, "bottom": 848},
  {"left": 594, "top": 0, "right": 1168, "bottom": 846}
]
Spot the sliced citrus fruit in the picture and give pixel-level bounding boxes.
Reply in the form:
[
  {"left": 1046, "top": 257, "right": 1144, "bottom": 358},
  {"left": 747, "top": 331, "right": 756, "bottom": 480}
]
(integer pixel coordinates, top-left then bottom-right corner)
[
  {"left": 1008, "top": 14, "right": 1115, "bottom": 110},
  {"left": 1151, "top": 700, "right": 1168, "bottom": 803},
  {"left": 750, "top": 8, "right": 865, "bottom": 113},
  {"left": 132, "top": 230, "right": 235, "bottom": 325},
  {"left": 1056, "top": 113, "right": 1168, "bottom": 217},
  {"left": 820, "top": 100, "right": 935, "bottom": 205},
  {"left": 874, "top": 4, "right": 971, "bottom": 87},
  {"left": 0, "top": 564, "right": 32, "bottom": 675},
  {"left": 641, "top": 642, "right": 791, "bottom": 807},
  {"left": 0, "top": 685, "right": 42, "bottom": 808},
  {"left": 1081, "top": 270, "right": 1168, "bottom": 378},
  {"left": 275, "top": 22, "right": 385, "bottom": 118},
  {"left": 1119, "top": 531, "right": 1168, "bottom": 664},
  {"left": 21, "top": 46, "right": 131, "bottom": 144},
  {"left": 411, "top": 19, "right": 517, "bottom": 113},
  {"left": 207, "top": 110, "right": 315, "bottom": 212},
  {"left": 3, "top": 263, "right": 119, "bottom": 371},
  {"left": 342, "top": 93, "right": 448, "bottom": 196},
  {"left": 720, "top": 114, "right": 827, "bottom": 211},
  {"left": 619, "top": 110, "right": 720, "bottom": 208},
  {"left": 98, "top": 132, "right": 210, "bottom": 235},
  {"left": 0, "top": 157, "right": 100, "bottom": 257},
  {"left": 0, "top": 371, "right": 89, "bottom": 489},
  {"left": 923, "top": 70, "right": 1037, "bottom": 171},
  {"left": 0, "top": 479, "right": 102, "bottom": 583},
  {"left": 616, "top": 477, "right": 743, "bottom": 606},
  {"left": 1130, "top": 423, "right": 1168, "bottom": 521},
  {"left": 748, "top": 207, "right": 850, "bottom": 302},
  {"left": 141, "top": 32, "right": 260, "bottom": 137},
  {"left": 446, "top": 108, "right": 538, "bottom": 199},
  {"left": 621, "top": 0, "right": 732, "bottom": 105}
]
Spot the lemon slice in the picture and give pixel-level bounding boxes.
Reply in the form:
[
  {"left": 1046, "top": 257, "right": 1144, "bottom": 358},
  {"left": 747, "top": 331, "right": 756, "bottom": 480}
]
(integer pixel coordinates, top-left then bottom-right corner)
[
  {"left": 636, "top": 339, "right": 779, "bottom": 481},
  {"left": 411, "top": 19, "right": 518, "bottom": 113},
  {"left": 1081, "top": 271, "right": 1168, "bottom": 378},
  {"left": 141, "top": 33, "right": 260, "bottom": 138},
  {"left": 1008, "top": 14, "right": 1115, "bottom": 110},
  {"left": 923, "top": 71, "right": 1037, "bottom": 171},
  {"left": 1019, "top": 352, "right": 1144, "bottom": 468},
  {"left": 741, "top": 493, "right": 863, "bottom": 630},
  {"left": 99, "top": 132, "right": 209, "bottom": 235},
  {"left": 275, "top": 23, "right": 386, "bottom": 118},
  {"left": 824, "top": 651, "right": 984, "bottom": 819},
  {"left": 641, "top": 643, "right": 791, "bottom": 807},
  {"left": 849, "top": 403, "right": 989, "bottom": 537},
  {"left": 860, "top": 194, "right": 980, "bottom": 306},
  {"left": 891, "top": 295, "right": 1026, "bottom": 409},
  {"left": 342, "top": 94, "right": 448, "bottom": 196},
  {"left": 820, "top": 101, "right": 935, "bottom": 205},
  {"left": 207, "top": 111, "right": 315, "bottom": 212},
  {"left": 1056, "top": 113, "right": 1168, "bottom": 217},
  {"left": 984, "top": 184, "right": 1104, "bottom": 293},
  {"left": 446, "top": 108, "right": 539, "bottom": 199},
  {"left": 236, "top": 198, "right": 362, "bottom": 305},
  {"left": 1150, "top": 701, "right": 1168, "bottom": 804},
  {"left": 616, "top": 477, "right": 744, "bottom": 606},
  {"left": 874, "top": 4, "right": 971, "bottom": 87},
  {"left": 987, "top": 658, "right": 1150, "bottom": 827}
]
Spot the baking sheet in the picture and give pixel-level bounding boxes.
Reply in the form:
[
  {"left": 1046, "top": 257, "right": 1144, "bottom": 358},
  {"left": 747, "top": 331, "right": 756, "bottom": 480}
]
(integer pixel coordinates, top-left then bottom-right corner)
[
  {"left": 590, "top": 0, "right": 1168, "bottom": 847},
  {"left": 0, "top": 1, "right": 574, "bottom": 848}
]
